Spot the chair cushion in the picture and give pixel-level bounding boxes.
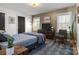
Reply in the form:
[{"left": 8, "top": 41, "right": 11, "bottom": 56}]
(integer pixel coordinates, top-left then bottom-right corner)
[
  {"left": 59, "top": 30, "right": 67, "bottom": 35},
  {"left": 56, "top": 34, "right": 65, "bottom": 37}
]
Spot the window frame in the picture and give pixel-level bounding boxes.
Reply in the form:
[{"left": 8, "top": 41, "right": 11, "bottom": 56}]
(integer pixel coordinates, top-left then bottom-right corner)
[
  {"left": 57, "top": 12, "right": 72, "bottom": 32},
  {"left": 32, "top": 17, "right": 41, "bottom": 32}
]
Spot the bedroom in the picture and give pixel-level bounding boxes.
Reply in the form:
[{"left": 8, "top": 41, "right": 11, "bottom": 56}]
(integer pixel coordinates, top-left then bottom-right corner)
[{"left": 0, "top": 3, "right": 78, "bottom": 55}]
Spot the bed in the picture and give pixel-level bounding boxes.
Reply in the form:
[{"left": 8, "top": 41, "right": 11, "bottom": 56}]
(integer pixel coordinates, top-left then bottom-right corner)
[
  {"left": 0, "top": 33, "right": 37, "bottom": 49},
  {"left": 24, "top": 32, "right": 46, "bottom": 45}
]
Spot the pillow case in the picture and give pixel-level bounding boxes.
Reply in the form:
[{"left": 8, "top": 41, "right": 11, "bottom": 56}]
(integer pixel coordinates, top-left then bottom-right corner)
[
  {"left": 0, "top": 33, "right": 14, "bottom": 42},
  {"left": 0, "top": 33, "right": 7, "bottom": 42},
  {"left": 3, "top": 34, "right": 14, "bottom": 41}
]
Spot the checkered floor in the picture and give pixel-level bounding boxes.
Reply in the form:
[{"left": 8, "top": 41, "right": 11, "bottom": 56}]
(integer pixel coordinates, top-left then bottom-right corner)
[{"left": 29, "top": 39, "right": 73, "bottom": 55}]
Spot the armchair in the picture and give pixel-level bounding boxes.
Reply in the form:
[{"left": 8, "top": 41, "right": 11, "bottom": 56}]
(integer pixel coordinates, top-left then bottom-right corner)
[{"left": 55, "top": 29, "right": 67, "bottom": 44}]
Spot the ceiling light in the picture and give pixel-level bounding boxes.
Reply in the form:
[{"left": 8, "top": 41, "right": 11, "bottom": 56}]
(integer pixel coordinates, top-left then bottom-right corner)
[{"left": 30, "top": 3, "right": 40, "bottom": 8}]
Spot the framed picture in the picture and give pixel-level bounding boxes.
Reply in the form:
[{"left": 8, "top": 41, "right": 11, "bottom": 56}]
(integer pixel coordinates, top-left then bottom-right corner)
[
  {"left": 43, "top": 16, "right": 51, "bottom": 23},
  {"left": 9, "top": 16, "right": 15, "bottom": 24}
]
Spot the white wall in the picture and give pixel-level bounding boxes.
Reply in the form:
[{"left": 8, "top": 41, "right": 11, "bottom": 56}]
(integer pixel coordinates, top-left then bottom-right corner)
[
  {"left": 25, "top": 16, "right": 32, "bottom": 32},
  {"left": 0, "top": 7, "right": 32, "bottom": 35}
]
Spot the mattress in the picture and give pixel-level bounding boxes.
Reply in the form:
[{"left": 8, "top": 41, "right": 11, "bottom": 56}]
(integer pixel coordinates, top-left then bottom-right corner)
[
  {"left": 25, "top": 32, "right": 45, "bottom": 44},
  {"left": 0, "top": 33, "right": 37, "bottom": 48}
]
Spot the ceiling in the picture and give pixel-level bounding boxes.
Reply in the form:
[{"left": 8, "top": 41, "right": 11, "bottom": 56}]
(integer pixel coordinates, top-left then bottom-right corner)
[{"left": 0, "top": 3, "right": 76, "bottom": 15}]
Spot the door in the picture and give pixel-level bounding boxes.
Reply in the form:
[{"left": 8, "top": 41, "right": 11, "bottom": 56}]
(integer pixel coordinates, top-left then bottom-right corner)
[
  {"left": 0, "top": 13, "right": 5, "bottom": 30},
  {"left": 18, "top": 16, "right": 25, "bottom": 33}
]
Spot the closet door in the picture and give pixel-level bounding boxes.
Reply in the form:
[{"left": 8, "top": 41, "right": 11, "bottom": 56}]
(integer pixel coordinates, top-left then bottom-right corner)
[
  {"left": 18, "top": 16, "right": 25, "bottom": 33},
  {"left": 0, "top": 13, "right": 5, "bottom": 30}
]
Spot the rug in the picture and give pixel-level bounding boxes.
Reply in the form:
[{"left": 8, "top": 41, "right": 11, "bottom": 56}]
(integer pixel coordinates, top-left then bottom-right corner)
[{"left": 29, "top": 39, "right": 73, "bottom": 55}]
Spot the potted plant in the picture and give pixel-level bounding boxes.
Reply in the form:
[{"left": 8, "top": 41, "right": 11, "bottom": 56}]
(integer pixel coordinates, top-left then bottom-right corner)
[
  {"left": 69, "top": 18, "right": 75, "bottom": 40},
  {"left": 69, "top": 26, "right": 73, "bottom": 39},
  {"left": 6, "top": 36, "right": 14, "bottom": 55}
]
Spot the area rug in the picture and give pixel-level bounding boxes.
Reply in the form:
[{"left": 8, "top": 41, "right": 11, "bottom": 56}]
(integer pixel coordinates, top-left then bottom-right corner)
[{"left": 29, "top": 39, "right": 73, "bottom": 55}]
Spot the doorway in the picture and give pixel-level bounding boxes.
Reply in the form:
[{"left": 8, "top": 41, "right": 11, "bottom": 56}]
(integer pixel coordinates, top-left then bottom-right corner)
[{"left": 18, "top": 16, "right": 25, "bottom": 33}]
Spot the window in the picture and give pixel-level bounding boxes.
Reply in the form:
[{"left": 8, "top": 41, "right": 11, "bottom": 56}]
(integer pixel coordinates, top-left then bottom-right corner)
[
  {"left": 57, "top": 12, "right": 72, "bottom": 32},
  {"left": 33, "top": 17, "right": 40, "bottom": 32}
]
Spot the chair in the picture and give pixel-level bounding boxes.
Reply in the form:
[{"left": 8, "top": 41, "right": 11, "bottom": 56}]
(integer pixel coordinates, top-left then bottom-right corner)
[{"left": 55, "top": 29, "right": 67, "bottom": 44}]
